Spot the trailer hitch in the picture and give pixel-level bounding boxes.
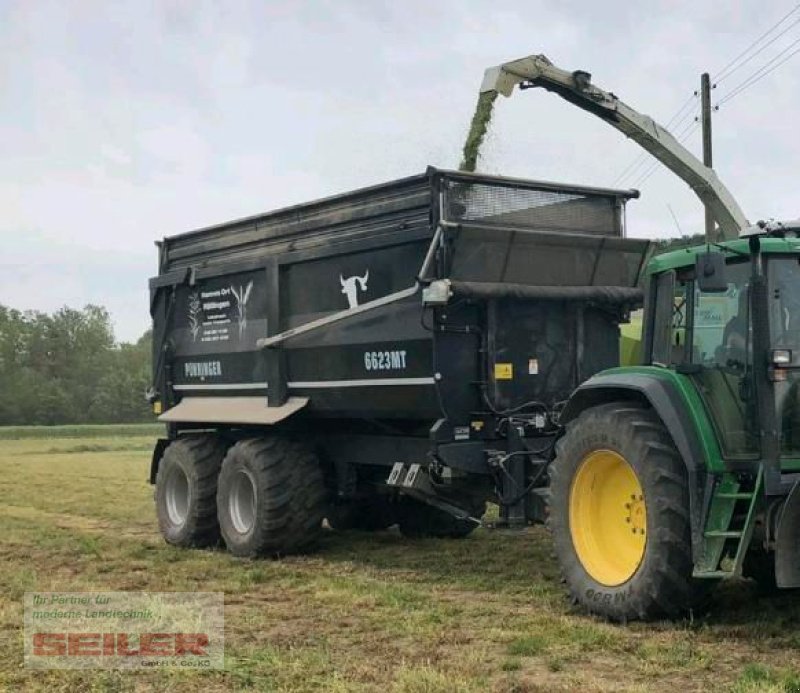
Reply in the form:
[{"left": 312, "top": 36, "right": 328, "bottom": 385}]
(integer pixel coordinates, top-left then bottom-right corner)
[{"left": 386, "top": 462, "right": 481, "bottom": 524}]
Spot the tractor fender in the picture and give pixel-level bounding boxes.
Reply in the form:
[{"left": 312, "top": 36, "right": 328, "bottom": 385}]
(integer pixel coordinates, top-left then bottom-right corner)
[
  {"left": 775, "top": 479, "right": 800, "bottom": 589},
  {"left": 559, "top": 372, "right": 708, "bottom": 559}
]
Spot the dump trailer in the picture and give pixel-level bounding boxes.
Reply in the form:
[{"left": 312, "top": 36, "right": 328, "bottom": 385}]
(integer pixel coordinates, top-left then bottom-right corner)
[{"left": 147, "top": 167, "right": 648, "bottom": 558}]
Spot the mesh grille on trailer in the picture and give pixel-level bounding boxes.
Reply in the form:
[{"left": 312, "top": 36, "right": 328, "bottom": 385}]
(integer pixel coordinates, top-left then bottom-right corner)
[{"left": 443, "top": 179, "right": 620, "bottom": 235}]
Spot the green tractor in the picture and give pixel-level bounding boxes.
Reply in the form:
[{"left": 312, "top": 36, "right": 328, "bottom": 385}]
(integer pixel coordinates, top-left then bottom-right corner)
[
  {"left": 479, "top": 52, "right": 800, "bottom": 621},
  {"left": 550, "top": 232, "right": 800, "bottom": 620}
]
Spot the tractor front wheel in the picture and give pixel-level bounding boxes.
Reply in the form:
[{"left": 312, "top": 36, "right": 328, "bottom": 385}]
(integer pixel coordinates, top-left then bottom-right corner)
[{"left": 549, "top": 402, "right": 704, "bottom": 621}]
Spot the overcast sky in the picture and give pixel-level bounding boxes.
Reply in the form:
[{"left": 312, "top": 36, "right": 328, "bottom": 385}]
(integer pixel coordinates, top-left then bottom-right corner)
[{"left": 2, "top": 1, "right": 799, "bottom": 342}]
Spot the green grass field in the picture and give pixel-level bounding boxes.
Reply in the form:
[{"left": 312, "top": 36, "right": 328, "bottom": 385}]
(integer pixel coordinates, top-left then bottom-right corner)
[{"left": 1, "top": 427, "right": 799, "bottom": 692}]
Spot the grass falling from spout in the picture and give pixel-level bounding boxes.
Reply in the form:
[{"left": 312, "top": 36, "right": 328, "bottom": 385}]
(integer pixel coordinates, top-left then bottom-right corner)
[{"left": 459, "top": 90, "right": 498, "bottom": 172}]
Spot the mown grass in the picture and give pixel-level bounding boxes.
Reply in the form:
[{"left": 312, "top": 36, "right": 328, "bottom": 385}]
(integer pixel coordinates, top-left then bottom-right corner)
[
  {"left": 0, "top": 423, "right": 163, "bottom": 440},
  {"left": 0, "top": 428, "right": 799, "bottom": 691}
]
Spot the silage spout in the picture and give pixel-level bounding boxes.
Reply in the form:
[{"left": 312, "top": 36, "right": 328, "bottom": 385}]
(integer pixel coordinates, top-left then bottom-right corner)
[
  {"left": 473, "top": 50, "right": 750, "bottom": 239},
  {"left": 479, "top": 54, "right": 557, "bottom": 97}
]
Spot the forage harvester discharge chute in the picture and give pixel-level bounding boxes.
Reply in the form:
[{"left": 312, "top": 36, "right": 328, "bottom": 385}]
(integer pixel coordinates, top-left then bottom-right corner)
[{"left": 479, "top": 53, "right": 750, "bottom": 240}]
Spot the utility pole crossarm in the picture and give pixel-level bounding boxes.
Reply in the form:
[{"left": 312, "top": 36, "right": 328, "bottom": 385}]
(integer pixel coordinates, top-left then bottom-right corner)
[{"left": 481, "top": 54, "right": 749, "bottom": 240}]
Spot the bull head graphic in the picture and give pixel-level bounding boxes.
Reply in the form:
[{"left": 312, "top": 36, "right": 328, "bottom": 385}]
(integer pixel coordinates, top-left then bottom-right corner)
[{"left": 340, "top": 270, "right": 369, "bottom": 309}]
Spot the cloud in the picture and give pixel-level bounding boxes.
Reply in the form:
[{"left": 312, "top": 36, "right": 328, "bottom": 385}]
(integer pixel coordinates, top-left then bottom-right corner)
[{"left": 2, "top": 0, "right": 799, "bottom": 341}]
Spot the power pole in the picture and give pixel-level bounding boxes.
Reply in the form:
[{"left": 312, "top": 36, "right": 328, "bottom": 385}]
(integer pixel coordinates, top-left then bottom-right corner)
[{"left": 701, "top": 72, "right": 714, "bottom": 241}]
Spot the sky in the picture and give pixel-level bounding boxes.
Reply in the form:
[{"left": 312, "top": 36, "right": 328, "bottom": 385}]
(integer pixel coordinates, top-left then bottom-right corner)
[{"left": 2, "top": 0, "right": 799, "bottom": 342}]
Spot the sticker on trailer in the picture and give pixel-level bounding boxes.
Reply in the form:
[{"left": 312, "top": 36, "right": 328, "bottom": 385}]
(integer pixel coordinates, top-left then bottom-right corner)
[
  {"left": 364, "top": 350, "right": 407, "bottom": 371},
  {"left": 494, "top": 363, "right": 513, "bottom": 380},
  {"left": 528, "top": 358, "right": 539, "bottom": 375},
  {"left": 454, "top": 426, "right": 470, "bottom": 441}
]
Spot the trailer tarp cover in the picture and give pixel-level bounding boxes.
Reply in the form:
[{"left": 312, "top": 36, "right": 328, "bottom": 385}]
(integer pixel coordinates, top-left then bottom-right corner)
[{"left": 447, "top": 227, "right": 649, "bottom": 288}]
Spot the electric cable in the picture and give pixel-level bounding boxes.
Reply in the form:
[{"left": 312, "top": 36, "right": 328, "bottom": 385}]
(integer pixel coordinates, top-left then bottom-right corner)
[
  {"left": 612, "top": 4, "right": 800, "bottom": 186},
  {"left": 713, "top": 4, "right": 800, "bottom": 84},
  {"left": 611, "top": 92, "right": 698, "bottom": 187},
  {"left": 716, "top": 37, "right": 800, "bottom": 106},
  {"left": 629, "top": 119, "right": 701, "bottom": 189}
]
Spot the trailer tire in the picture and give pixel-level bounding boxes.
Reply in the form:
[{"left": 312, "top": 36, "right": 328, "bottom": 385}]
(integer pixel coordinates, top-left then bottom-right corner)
[
  {"left": 397, "top": 499, "right": 485, "bottom": 539},
  {"left": 217, "top": 437, "right": 326, "bottom": 557},
  {"left": 549, "top": 402, "right": 706, "bottom": 621},
  {"left": 155, "top": 434, "right": 227, "bottom": 548},
  {"left": 327, "top": 498, "right": 396, "bottom": 531}
]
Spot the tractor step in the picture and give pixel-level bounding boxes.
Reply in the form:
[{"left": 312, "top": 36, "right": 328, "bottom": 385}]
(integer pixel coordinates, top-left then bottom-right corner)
[
  {"left": 694, "top": 570, "right": 735, "bottom": 579},
  {"left": 693, "top": 468, "right": 763, "bottom": 578}
]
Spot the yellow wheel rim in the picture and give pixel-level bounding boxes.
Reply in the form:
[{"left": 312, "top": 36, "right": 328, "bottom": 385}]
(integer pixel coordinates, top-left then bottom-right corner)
[{"left": 569, "top": 450, "right": 647, "bottom": 587}]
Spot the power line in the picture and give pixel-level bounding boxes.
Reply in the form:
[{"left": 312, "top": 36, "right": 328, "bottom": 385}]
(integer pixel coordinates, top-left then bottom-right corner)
[
  {"left": 716, "top": 36, "right": 800, "bottom": 106},
  {"left": 667, "top": 204, "right": 685, "bottom": 237},
  {"left": 611, "top": 92, "right": 697, "bottom": 187},
  {"left": 627, "top": 116, "right": 699, "bottom": 189},
  {"left": 713, "top": 3, "right": 800, "bottom": 83},
  {"left": 613, "top": 4, "right": 800, "bottom": 188},
  {"left": 629, "top": 121, "right": 701, "bottom": 189},
  {"left": 621, "top": 108, "right": 699, "bottom": 185}
]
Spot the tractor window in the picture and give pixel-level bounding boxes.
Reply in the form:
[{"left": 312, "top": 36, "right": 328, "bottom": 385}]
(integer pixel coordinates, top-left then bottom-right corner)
[
  {"left": 689, "top": 261, "right": 758, "bottom": 458},
  {"left": 690, "top": 262, "right": 749, "bottom": 368},
  {"left": 768, "top": 257, "right": 800, "bottom": 346},
  {"left": 651, "top": 271, "right": 689, "bottom": 367},
  {"left": 767, "top": 257, "right": 800, "bottom": 456}
]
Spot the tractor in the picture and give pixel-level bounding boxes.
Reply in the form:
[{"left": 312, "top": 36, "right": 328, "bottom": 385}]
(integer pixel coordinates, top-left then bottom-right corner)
[{"left": 482, "top": 53, "right": 800, "bottom": 619}]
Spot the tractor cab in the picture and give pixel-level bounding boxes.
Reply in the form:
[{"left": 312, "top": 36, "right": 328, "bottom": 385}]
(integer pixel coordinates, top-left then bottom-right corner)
[{"left": 644, "top": 235, "right": 800, "bottom": 486}]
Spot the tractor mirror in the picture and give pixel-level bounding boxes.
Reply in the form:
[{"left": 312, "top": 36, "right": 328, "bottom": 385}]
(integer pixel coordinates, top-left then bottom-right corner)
[{"left": 695, "top": 252, "right": 728, "bottom": 293}]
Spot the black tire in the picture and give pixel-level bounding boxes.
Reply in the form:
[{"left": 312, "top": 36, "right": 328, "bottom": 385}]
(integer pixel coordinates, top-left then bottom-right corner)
[
  {"left": 217, "top": 437, "right": 326, "bottom": 557},
  {"left": 327, "top": 497, "right": 396, "bottom": 531},
  {"left": 155, "top": 434, "right": 227, "bottom": 548},
  {"left": 743, "top": 550, "right": 779, "bottom": 594},
  {"left": 549, "top": 402, "right": 706, "bottom": 621},
  {"left": 397, "top": 498, "right": 486, "bottom": 539}
]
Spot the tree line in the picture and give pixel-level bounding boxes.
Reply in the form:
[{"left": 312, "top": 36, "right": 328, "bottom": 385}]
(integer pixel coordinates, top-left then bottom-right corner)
[{"left": 0, "top": 304, "right": 152, "bottom": 425}]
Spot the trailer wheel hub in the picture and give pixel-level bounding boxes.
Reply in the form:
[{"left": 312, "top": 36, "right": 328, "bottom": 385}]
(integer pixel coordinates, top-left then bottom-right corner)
[
  {"left": 164, "top": 466, "right": 190, "bottom": 527},
  {"left": 229, "top": 469, "right": 257, "bottom": 535},
  {"left": 569, "top": 450, "right": 647, "bottom": 587}
]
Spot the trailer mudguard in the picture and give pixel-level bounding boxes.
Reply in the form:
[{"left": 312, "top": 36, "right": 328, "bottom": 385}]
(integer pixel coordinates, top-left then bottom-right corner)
[
  {"left": 149, "top": 437, "right": 171, "bottom": 485},
  {"left": 158, "top": 396, "right": 309, "bottom": 425},
  {"left": 559, "top": 372, "right": 708, "bottom": 559},
  {"left": 775, "top": 480, "right": 800, "bottom": 588}
]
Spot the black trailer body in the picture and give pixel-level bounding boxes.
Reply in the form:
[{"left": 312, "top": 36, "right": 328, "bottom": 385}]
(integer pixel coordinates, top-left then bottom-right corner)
[{"left": 149, "top": 168, "right": 649, "bottom": 548}]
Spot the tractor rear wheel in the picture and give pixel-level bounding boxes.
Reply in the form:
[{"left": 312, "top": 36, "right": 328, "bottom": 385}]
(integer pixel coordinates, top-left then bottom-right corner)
[
  {"left": 155, "top": 434, "right": 227, "bottom": 548},
  {"left": 216, "top": 437, "right": 326, "bottom": 557},
  {"left": 549, "top": 402, "right": 704, "bottom": 621},
  {"left": 397, "top": 499, "right": 485, "bottom": 539}
]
